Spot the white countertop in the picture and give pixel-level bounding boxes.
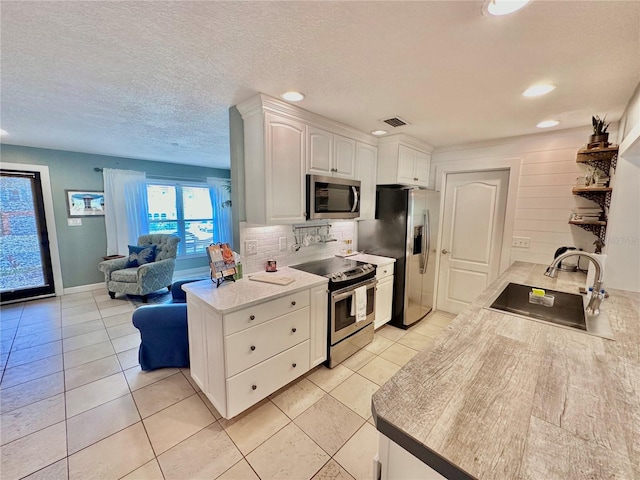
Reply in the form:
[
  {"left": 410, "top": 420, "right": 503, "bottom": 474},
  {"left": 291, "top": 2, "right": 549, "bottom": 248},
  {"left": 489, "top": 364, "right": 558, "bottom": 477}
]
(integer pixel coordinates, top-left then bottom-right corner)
[
  {"left": 182, "top": 266, "right": 328, "bottom": 314},
  {"left": 349, "top": 253, "right": 396, "bottom": 266}
]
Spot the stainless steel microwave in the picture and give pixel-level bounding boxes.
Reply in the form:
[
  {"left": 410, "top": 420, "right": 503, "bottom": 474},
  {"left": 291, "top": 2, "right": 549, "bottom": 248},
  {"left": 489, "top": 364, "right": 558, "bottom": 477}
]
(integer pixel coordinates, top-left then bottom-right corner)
[{"left": 306, "top": 175, "right": 361, "bottom": 220}]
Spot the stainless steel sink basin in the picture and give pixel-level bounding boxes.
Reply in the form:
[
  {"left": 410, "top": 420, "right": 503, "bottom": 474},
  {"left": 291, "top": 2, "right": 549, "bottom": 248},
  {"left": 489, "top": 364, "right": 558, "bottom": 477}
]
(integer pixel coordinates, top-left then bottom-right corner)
[
  {"left": 485, "top": 282, "right": 615, "bottom": 340},
  {"left": 489, "top": 282, "right": 586, "bottom": 329}
]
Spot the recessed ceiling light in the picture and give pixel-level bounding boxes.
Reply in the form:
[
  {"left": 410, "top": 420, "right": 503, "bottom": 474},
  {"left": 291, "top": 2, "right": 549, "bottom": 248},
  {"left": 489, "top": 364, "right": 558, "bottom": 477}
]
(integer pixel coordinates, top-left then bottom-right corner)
[
  {"left": 537, "top": 120, "right": 559, "bottom": 128},
  {"left": 0, "top": 129, "right": 8, "bottom": 136},
  {"left": 523, "top": 84, "right": 556, "bottom": 97},
  {"left": 281, "top": 91, "right": 305, "bottom": 102},
  {"left": 483, "top": 0, "right": 532, "bottom": 16},
  {"left": 371, "top": 130, "right": 388, "bottom": 136}
]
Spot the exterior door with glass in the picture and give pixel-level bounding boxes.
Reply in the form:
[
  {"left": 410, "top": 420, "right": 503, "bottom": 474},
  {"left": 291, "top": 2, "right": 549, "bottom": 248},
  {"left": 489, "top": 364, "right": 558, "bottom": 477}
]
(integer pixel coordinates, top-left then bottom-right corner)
[{"left": 1, "top": 169, "right": 56, "bottom": 303}]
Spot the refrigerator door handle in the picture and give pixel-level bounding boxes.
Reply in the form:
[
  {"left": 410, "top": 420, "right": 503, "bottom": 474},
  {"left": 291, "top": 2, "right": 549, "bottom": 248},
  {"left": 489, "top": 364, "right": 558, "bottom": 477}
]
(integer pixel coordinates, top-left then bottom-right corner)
[{"left": 420, "top": 212, "right": 430, "bottom": 274}]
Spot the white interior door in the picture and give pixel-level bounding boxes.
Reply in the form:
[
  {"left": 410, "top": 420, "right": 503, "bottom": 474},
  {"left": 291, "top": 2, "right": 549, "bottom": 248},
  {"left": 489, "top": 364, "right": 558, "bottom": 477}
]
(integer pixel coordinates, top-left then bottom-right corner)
[{"left": 437, "top": 170, "right": 509, "bottom": 314}]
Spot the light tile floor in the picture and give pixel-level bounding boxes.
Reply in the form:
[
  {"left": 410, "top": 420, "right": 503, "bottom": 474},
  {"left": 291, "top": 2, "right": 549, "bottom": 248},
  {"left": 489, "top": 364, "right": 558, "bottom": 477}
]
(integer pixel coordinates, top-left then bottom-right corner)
[{"left": 0, "top": 289, "right": 455, "bottom": 480}]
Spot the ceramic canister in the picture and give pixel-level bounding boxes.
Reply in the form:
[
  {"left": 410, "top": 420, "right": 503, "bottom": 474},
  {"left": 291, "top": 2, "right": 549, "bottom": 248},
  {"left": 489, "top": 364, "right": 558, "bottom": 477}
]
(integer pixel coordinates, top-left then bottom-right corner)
[{"left": 265, "top": 259, "right": 277, "bottom": 272}]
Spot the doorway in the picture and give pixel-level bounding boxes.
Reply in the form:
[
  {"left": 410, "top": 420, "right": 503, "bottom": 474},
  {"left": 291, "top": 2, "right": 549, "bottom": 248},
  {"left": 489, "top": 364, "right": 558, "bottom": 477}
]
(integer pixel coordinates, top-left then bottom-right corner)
[
  {"left": 1, "top": 168, "right": 57, "bottom": 303},
  {"left": 436, "top": 169, "right": 509, "bottom": 314}
]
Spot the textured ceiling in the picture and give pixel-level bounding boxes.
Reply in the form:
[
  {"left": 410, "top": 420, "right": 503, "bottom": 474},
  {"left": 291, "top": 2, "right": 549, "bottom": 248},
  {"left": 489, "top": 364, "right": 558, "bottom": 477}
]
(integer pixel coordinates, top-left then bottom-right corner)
[{"left": 1, "top": 1, "right": 639, "bottom": 169}]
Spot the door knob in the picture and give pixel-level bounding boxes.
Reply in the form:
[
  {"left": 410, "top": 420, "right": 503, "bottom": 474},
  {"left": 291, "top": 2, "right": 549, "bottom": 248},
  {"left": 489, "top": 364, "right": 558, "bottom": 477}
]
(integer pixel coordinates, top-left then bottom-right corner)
[{"left": 442, "top": 249, "right": 450, "bottom": 254}]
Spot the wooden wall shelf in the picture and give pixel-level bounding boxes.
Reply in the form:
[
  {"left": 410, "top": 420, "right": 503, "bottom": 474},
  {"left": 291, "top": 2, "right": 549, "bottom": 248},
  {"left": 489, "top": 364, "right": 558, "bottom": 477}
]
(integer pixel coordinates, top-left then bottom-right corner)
[
  {"left": 570, "top": 146, "right": 617, "bottom": 245},
  {"left": 571, "top": 187, "right": 612, "bottom": 193},
  {"left": 569, "top": 220, "right": 607, "bottom": 226},
  {"left": 576, "top": 145, "right": 618, "bottom": 171}
]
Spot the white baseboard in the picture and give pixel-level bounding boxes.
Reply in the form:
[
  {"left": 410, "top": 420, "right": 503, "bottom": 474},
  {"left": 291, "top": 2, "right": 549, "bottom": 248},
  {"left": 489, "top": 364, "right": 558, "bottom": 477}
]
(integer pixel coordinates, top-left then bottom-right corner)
[{"left": 63, "top": 282, "right": 104, "bottom": 295}]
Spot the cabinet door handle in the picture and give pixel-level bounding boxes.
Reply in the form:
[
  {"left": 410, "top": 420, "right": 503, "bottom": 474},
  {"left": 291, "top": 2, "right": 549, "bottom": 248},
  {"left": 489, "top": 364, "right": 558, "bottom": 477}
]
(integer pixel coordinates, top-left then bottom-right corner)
[
  {"left": 252, "top": 385, "right": 257, "bottom": 390},
  {"left": 250, "top": 345, "right": 256, "bottom": 351},
  {"left": 249, "top": 315, "right": 255, "bottom": 321},
  {"left": 291, "top": 301, "right": 296, "bottom": 306},
  {"left": 292, "top": 363, "right": 297, "bottom": 368},
  {"left": 383, "top": 270, "right": 387, "bottom": 274},
  {"left": 291, "top": 327, "right": 297, "bottom": 333}
]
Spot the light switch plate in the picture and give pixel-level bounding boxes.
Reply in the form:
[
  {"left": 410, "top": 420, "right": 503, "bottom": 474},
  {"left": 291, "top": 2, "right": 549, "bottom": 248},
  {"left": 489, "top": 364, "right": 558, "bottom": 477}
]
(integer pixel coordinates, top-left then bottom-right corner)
[
  {"left": 245, "top": 240, "right": 258, "bottom": 256},
  {"left": 512, "top": 236, "right": 530, "bottom": 248},
  {"left": 67, "top": 218, "right": 82, "bottom": 226},
  {"left": 279, "top": 237, "right": 287, "bottom": 251}
]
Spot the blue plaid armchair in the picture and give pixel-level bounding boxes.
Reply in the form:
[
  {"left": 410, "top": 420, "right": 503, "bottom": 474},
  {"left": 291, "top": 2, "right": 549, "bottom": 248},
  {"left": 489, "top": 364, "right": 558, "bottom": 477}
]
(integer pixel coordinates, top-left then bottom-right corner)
[{"left": 98, "top": 234, "right": 180, "bottom": 303}]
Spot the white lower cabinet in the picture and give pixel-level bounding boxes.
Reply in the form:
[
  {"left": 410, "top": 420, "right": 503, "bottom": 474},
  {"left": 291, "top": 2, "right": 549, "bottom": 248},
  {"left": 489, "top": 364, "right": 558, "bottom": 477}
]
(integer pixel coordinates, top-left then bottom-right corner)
[
  {"left": 378, "top": 434, "right": 446, "bottom": 480},
  {"left": 186, "top": 285, "right": 327, "bottom": 419},
  {"left": 374, "top": 265, "right": 394, "bottom": 329},
  {"left": 227, "top": 341, "right": 310, "bottom": 417}
]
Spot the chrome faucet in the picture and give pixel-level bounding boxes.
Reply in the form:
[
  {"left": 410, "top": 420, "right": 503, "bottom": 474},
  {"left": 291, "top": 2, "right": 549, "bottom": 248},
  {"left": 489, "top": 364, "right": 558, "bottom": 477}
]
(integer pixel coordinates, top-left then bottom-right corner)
[{"left": 545, "top": 251, "right": 605, "bottom": 315}]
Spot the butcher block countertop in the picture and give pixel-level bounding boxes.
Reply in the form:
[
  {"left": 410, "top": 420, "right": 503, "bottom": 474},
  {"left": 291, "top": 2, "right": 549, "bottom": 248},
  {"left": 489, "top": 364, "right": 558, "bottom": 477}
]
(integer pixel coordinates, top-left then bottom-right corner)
[
  {"left": 182, "top": 267, "right": 327, "bottom": 314},
  {"left": 372, "top": 261, "right": 640, "bottom": 480}
]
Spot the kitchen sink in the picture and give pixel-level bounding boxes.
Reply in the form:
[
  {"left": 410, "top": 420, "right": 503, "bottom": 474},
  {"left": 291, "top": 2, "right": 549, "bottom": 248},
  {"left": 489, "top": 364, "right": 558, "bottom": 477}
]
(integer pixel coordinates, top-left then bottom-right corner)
[{"left": 485, "top": 282, "right": 615, "bottom": 339}]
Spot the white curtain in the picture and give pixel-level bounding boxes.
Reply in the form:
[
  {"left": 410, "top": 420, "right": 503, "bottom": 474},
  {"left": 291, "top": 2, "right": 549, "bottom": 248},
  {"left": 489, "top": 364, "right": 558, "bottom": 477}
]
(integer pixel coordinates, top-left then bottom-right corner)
[
  {"left": 103, "top": 168, "right": 149, "bottom": 255},
  {"left": 207, "top": 177, "right": 232, "bottom": 246}
]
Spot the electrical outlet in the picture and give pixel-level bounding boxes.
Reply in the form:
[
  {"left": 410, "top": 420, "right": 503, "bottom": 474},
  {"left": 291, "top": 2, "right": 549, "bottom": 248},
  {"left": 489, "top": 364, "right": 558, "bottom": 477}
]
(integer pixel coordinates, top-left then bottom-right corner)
[
  {"left": 245, "top": 240, "right": 258, "bottom": 256},
  {"left": 67, "top": 218, "right": 82, "bottom": 226},
  {"left": 512, "top": 236, "right": 530, "bottom": 248},
  {"left": 279, "top": 237, "right": 287, "bottom": 251}
]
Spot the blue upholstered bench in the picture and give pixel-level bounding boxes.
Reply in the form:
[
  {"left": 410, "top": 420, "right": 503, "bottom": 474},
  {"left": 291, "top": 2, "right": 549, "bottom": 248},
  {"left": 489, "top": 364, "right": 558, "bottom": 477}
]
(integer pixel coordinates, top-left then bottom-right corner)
[{"left": 131, "top": 279, "right": 204, "bottom": 371}]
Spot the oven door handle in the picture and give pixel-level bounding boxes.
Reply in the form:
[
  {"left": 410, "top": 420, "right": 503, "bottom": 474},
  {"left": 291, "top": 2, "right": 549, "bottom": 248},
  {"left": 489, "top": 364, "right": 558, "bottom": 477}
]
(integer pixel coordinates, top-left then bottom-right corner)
[{"left": 331, "top": 280, "right": 377, "bottom": 302}]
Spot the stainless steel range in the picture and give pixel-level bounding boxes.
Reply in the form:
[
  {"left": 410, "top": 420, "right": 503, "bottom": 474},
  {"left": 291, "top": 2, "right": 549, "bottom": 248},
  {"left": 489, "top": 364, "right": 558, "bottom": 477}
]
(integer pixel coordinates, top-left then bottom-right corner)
[{"left": 290, "top": 258, "right": 376, "bottom": 368}]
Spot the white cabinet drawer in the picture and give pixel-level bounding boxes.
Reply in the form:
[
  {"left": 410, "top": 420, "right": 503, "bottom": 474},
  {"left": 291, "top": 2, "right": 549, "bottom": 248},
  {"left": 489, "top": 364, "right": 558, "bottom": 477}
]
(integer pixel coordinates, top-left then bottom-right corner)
[
  {"left": 224, "top": 290, "right": 310, "bottom": 335},
  {"left": 225, "top": 307, "right": 310, "bottom": 377},
  {"left": 376, "top": 264, "right": 394, "bottom": 280},
  {"left": 227, "top": 340, "right": 310, "bottom": 418}
]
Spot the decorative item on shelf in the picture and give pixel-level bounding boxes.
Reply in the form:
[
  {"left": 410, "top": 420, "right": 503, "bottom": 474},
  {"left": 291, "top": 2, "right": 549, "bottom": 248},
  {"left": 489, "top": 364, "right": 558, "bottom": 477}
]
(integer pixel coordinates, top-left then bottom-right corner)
[
  {"left": 588, "top": 115, "right": 610, "bottom": 148},
  {"left": 594, "top": 238, "right": 604, "bottom": 255},
  {"left": 570, "top": 207, "right": 603, "bottom": 222},
  {"left": 207, "top": 243, "right": 237, "bottom": 287}
]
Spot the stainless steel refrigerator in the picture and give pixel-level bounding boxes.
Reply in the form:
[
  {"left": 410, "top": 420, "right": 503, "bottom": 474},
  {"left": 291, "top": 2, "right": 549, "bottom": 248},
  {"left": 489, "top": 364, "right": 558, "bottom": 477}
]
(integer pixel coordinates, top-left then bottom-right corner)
[{"left": 358, "top": 186, "right": 440, "bottom": 328}]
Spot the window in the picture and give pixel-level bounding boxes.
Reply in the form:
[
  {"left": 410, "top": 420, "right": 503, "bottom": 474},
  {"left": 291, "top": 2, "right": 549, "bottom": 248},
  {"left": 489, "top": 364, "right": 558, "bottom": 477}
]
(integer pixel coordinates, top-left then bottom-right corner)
[{"left": 146, "top": 181, "right": 228, "bottom": 255}]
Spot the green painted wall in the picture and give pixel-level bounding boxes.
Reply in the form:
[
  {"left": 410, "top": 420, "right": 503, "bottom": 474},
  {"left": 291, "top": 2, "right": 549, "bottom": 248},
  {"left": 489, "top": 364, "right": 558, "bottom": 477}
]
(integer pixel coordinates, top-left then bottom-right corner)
[{"left": 1, "top": 144, "right": 230, "bottom": 288}]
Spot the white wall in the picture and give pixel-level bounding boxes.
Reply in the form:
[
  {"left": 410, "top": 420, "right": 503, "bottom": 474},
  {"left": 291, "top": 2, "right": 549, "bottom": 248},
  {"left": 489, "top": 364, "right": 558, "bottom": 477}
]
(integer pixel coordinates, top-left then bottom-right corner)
[
  {"left": 431, "top": 127, "right": 616, "bottom": 267},
  {"left": 606, "top": 83, "right": 640, "bottom": 292},
  {"left": 239, "top": 220, "right": 357, "bottom": 274}
]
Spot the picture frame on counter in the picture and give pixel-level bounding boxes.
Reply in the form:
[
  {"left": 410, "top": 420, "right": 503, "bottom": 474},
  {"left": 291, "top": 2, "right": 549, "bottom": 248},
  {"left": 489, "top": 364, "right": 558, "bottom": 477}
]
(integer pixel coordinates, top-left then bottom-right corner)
[{"left": 207, "top": 243, "right": 237, "bottom": 287}]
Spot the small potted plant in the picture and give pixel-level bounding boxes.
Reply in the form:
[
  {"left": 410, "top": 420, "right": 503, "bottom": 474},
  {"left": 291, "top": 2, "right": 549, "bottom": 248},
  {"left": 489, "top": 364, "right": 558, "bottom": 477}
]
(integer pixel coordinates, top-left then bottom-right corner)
[{"left": 590, "top": 115, "right": 610, "bottom": 145}]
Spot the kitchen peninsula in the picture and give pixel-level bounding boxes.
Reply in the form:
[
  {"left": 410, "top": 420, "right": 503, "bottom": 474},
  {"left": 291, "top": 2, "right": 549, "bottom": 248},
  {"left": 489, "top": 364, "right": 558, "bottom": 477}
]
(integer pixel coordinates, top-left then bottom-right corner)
[
  {"left": 182, "top": 267, "right": 328, "bottom": 419},
  {"left": 373, "top": 262, "right": 640, "bottom": 479}
]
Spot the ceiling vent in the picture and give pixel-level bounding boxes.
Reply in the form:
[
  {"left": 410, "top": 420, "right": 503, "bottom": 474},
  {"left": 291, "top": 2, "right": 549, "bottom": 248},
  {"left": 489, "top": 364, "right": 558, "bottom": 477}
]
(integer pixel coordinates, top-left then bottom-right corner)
[{"left": 381, "top": 116, "right": 410, "bottom": 128}]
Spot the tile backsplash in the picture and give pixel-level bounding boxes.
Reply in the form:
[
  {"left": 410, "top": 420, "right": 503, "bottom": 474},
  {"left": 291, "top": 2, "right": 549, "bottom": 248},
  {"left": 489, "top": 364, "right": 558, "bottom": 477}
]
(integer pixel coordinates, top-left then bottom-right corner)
[{"left": 239, "top": 221, "right": 357, "bottom": 274}]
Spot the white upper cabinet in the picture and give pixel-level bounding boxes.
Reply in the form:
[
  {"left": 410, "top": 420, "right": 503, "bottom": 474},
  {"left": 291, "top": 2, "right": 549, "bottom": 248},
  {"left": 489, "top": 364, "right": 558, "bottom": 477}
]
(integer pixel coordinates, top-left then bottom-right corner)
[
  {"left": 377, "top": 134, "right": 433, "bottom": 188},
  {"left": 308, "top": 126, "right": 356, "bottom": 179},
  {"left": 356, "top": 142, "right": 378, "bottom": 220},
  {"left": 264, "top": 113, "right": 306, "bottom": 224},
  {"left": 308, "top": 126, "right": 333, "bottom": 175},
  {"left": 333, "top": 134, "right": 356, "bottom": 178},
  {"left": 237, "top": 95, "right": 307, "bottom": 225}
]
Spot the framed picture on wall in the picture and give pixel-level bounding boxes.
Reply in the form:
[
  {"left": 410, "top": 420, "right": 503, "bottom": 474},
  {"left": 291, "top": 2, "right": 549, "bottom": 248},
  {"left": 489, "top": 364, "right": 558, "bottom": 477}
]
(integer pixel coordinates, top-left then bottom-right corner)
[{"left": 66, "top": 190, "right": 105, "bottom": 217}]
